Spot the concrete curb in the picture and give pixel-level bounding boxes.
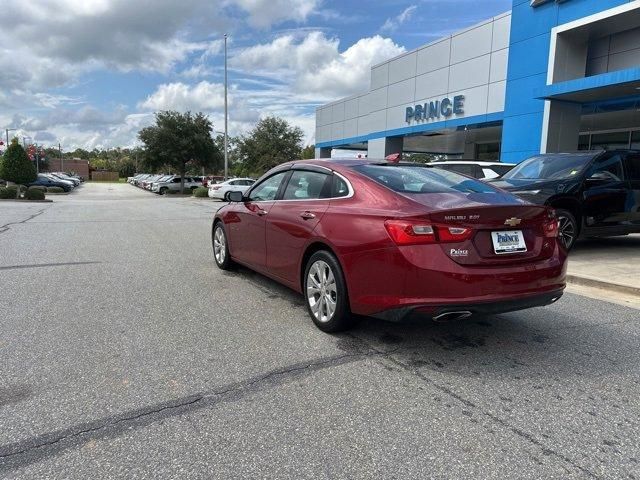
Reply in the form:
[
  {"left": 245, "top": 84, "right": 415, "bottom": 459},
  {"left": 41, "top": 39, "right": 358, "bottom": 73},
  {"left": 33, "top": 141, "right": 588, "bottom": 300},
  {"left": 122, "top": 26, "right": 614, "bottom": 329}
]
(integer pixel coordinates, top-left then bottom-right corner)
[{"left": 566, "top": 274, "right": 640, "bottom": 298}]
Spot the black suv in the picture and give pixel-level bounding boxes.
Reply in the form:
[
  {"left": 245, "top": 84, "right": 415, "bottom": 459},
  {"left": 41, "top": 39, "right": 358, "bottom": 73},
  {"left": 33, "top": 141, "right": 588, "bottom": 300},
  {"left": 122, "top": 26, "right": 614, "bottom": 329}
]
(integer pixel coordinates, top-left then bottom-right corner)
[{"left": 490, "top": 150, "right": 640, "bottom": 250}]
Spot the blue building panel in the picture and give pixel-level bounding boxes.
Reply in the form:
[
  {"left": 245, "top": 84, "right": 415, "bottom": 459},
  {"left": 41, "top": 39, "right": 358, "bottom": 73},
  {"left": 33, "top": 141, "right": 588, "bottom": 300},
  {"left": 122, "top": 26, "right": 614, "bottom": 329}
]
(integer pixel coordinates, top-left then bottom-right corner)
[
  {"left": 506, "top": 34, "right": 551, "bottom": 81},
  {"left": 501, "top": 112, "right": 544, "bottom": 158},
  {"left": 502, "top": 0, "right": 637, "bottom": 162}
]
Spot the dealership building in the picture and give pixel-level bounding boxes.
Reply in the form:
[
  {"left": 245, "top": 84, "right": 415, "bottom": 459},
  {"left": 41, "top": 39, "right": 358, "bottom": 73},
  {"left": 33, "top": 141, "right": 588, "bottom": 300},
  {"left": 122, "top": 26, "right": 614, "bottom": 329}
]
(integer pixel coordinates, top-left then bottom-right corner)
[{"left": 315, "top": 0, "right": 640, "bottom": 162}]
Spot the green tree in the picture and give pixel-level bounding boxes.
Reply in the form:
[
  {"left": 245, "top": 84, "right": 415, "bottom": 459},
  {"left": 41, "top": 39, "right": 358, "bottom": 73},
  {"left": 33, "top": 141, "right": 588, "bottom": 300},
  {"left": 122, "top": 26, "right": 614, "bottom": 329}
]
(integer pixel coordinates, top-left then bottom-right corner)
[
  {"left": 118, "top": 157, "right": 137, "bottom": 178},
  {"left": 0, "top": 139, "right": 37, "bottom": 197},
  {"left": 235, "top": 117, "right": 304, "bottom": 176},
  {"left": 138, "top": 111, "right": 222, "bottom": 191},
  {"left": 301, "top": 144, "right": 315, "bottom": 159}
]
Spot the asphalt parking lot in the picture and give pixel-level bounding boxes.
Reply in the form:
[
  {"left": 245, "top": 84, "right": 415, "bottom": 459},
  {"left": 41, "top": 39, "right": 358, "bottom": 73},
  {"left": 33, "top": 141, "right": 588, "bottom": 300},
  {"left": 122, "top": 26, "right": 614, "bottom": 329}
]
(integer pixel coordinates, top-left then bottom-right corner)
[{"left": 1, "top": 183, "right": 639, "bottom": 479}]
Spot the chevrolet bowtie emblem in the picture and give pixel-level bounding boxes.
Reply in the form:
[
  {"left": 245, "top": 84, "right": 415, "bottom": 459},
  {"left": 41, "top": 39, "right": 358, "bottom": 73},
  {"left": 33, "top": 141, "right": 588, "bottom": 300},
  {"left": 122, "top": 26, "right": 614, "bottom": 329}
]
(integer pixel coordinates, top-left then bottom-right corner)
[{"left": 505, "top": 217, "right": 522, "bottom": 227}]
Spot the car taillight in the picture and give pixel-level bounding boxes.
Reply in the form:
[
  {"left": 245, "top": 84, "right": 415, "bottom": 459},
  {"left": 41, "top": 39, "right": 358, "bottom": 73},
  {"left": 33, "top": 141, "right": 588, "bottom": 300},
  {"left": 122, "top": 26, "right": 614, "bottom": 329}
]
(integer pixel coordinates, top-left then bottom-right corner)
[
  {"left": 212, "top": 186, "right": 221, "bottom": 190},
  {"left": 384, "top": 220, "right": 473, "bottom": 245},
  {"left": 543, "top": 211, "right": 559, "bottom": 238}
]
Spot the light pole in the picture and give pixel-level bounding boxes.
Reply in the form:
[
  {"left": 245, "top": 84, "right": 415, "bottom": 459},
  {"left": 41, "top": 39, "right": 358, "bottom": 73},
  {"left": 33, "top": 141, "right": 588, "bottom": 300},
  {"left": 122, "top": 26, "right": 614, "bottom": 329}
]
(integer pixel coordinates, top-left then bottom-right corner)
[
  {"left": 224, "top": 33, "right": 229, "bottom": 181},
  {"left": 34, "top": 142, "right": 39, "bottom": 173},
  {"left": 5, "top": 128, "right": 17, "bottom": 146},
  {"left": 59, "top": 143, "right": 63, "bottom": 172}
]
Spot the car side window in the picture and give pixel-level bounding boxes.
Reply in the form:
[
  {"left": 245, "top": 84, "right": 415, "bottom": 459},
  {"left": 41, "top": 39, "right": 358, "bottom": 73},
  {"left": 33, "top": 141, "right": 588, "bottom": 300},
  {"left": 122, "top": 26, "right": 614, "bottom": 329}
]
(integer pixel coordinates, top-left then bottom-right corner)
[
  {"left": 282, "top": 171, "right": 331, "bottom": 200},
  {"left": 248, "top": 171, "right": 289, "bottom": 201},
  {"left": 172, "top": 178, "right": 181, "bottom": 183},
  {"left": 332, "top": 175, "right": 350, "bottom": 198},
  {"left": 589, "top": 154, "right": 625, "bottom": 181},
  {"left": 624, "top": 154, "right": 640, "bottom": 181}
]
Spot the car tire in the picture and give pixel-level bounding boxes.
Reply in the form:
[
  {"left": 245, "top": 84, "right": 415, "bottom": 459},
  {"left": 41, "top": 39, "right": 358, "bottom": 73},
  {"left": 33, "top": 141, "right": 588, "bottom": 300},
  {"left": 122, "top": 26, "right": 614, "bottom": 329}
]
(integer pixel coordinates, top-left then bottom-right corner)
[
  {"left": 556, "top": 209, "right": 578, "bottom": 251},
  {"left": 303, "top": 251, "right": 353, "bottom": 333},
  {"left": 159, "top": 187, "right": 168, "bottom": 195},
  {"left": 212, "top": 222, "right": 233, "bottom": 270}
]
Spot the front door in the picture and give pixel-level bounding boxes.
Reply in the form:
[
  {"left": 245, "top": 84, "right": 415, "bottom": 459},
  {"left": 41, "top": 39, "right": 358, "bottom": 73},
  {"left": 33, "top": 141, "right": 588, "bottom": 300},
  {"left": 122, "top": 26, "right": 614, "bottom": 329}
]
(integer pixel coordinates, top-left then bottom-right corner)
[
  {"left": 582, "top": 153, "right": 629, "bottom": 232},
  {"left": 227, "top": 171, "right": 289, "bottom": 268},
  {"left": 266, "top": 170, "right": 332, "bottom": 283}
]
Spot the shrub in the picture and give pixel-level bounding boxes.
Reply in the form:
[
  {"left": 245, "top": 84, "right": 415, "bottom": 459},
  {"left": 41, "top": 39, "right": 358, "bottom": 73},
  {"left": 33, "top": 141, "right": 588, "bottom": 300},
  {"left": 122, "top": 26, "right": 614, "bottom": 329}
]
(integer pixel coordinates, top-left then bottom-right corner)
[
  {"left": 29, "top": 185, "right": 47, "bottom": 192},
  {"left": 0, "top": 141, "right": 37, "bottom": 185},
  {"left": 3, "top": 185, "right": 25, "bottom": 198},
  {"left": 182, "top": 188, "right": 193, "bottom": 195},
  {"left": 25, "top": 188, "right": 45, "bottom": 200},
  {"left": 0, "top": 187, "right": 13, "bottom": 199},
  {"left": 46, "top": 186, "right": 65, "bottom": 193},
  {"left": 193, "top": 187, "right": 208, "bottom": 197}
]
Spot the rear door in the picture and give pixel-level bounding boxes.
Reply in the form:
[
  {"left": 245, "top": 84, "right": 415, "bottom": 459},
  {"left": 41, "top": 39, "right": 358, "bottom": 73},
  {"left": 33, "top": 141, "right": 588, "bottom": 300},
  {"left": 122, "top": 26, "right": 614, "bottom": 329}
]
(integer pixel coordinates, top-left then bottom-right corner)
[
  {"left": 581, "top": 153, "right": 629, "bottom": 231},
  {"left": 265, "top": 168, "right": 332, "bottom": 282},
  {"left": 624, "top": 153, "right": 640, "bottom": 228},
  {"left": 228, "top": 171, "right": 290, "bottom": 268}
]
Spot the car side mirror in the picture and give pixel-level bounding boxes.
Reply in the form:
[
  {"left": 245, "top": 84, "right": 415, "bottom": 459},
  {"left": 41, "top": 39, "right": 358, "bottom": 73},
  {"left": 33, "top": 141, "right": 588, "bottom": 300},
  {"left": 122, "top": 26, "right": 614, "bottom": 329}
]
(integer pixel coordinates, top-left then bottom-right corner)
[{"left": 226, "top": 191, "right": 244, "bottom": 202}]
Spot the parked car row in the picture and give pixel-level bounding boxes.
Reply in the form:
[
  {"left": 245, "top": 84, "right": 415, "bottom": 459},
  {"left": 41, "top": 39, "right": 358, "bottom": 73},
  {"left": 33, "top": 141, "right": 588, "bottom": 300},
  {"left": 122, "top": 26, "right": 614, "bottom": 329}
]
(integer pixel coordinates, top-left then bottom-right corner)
[
  {"left": 127, "top": 173, "right": 204, "bottom": 194},
  {"left": 27, "top": 172, "right": 83, "bottom": 192},
  {"left": 127, "top": 173, "right": 257, "bottom": 199}
]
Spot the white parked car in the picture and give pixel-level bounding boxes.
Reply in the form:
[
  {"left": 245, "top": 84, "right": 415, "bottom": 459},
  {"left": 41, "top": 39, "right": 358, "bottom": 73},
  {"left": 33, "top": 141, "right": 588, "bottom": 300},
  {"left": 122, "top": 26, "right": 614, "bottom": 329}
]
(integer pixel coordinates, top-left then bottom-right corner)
[
  {"left": 208, "top": 178, "right": 255, "bottom": 199},
  {"left": 430, "top": 161, "right": 515, "bottom": 180}
]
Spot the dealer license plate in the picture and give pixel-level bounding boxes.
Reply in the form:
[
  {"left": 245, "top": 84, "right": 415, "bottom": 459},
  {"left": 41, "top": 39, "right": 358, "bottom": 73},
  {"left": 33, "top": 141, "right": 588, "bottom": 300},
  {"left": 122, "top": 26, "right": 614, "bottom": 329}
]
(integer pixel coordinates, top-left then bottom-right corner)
[{"left": 491, "top": 230, "right": 527, "bottom": 254}]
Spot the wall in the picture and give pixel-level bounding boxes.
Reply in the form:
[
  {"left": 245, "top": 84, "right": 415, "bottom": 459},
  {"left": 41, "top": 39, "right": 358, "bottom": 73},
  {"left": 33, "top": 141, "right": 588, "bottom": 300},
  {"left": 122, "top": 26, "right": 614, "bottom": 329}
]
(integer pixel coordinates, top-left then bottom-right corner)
[
  {"left": 47, "top": 158, "right": 90, "bottom": 180},
  {"left": 501, "top": 0, "right": 633, "bottom": 162},
  {"left": 91, "top": 171, "right": 119, "bottom": 182},
  {"left": 587, "top": 26, "right": 640, "bottom": 76},
  {"left": 316, "top": 12, "right": 511, "bottom": 148}
]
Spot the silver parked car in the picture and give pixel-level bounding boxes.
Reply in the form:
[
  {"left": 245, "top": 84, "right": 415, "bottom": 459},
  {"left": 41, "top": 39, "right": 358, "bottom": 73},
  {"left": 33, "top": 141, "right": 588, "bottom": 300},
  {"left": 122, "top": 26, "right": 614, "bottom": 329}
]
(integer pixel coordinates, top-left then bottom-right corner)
[{"left": 152, "top": 176, "right": 202, "bottom": 194}]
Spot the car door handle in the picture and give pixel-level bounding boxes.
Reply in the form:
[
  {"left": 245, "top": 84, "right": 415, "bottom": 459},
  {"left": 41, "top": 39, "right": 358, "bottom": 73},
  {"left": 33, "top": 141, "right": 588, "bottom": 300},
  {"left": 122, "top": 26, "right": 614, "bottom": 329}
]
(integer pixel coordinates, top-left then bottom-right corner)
[
  {"left": 300, "top": 211, "right": 316, "bottom": 220},
  {"left": 257, "top": 209, "right": 268, "bottom": 216}
]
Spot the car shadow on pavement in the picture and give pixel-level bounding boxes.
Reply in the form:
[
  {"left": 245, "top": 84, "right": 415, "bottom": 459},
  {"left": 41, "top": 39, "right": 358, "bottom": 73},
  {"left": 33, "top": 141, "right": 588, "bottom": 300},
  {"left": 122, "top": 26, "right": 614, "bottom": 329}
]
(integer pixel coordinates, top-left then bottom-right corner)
[{"left": 226, "top": 264, "right": 637, "bottom": 381}]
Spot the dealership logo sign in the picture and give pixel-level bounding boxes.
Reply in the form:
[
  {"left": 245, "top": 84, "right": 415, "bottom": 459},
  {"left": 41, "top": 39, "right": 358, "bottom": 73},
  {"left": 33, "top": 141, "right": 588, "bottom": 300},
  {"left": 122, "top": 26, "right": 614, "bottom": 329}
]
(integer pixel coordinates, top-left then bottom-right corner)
[{"left": 405, "top": 95, "right": 465, "bottom": 124}]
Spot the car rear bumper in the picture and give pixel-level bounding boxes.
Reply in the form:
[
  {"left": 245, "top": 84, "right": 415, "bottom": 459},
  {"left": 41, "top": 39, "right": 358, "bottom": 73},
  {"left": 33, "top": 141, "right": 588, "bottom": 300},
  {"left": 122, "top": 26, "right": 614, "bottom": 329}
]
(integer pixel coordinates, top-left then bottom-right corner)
[
  {"left": 370, "top": 289, "right": 564, "bottom": 322},
  {"left": 341, "top": 243, "right": 567, "bottom": 318}
]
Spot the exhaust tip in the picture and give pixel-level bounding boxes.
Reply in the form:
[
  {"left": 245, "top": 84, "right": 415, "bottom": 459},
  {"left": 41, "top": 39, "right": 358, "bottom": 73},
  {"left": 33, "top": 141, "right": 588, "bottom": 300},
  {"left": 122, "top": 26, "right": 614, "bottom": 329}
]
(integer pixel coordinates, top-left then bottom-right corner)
[{"left": 432, "top": 311, "right": 473, "bottom": 322}]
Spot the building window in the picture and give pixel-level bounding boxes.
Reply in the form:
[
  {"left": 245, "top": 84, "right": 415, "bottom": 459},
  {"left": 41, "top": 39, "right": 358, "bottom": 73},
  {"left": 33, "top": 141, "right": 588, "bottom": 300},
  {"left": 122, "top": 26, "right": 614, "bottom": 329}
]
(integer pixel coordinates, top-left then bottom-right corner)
[
  {"left": 590, "top": 132, "right": 630, "bottom": 150},
  {"left": 475, "top": 142, "right": 501, "bottom": 161}
]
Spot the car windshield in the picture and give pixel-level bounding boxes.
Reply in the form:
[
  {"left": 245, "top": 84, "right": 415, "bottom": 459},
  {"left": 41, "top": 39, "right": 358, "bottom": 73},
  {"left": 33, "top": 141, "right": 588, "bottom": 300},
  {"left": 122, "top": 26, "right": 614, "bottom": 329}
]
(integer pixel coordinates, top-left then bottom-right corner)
[
  {"left": 502, "top": 153, "right": 596, "bottom": 180},
  {"left": 352, "top": 164, "right": 499, "bottom": 194}
]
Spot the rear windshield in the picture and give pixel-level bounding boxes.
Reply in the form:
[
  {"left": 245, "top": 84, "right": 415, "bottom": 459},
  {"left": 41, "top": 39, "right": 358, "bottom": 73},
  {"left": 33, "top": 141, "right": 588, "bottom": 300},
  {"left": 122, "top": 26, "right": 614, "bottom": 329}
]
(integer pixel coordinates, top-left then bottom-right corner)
[
  {"left": 503, "top": 153, "right": 596, "bottom": 180},
  {"left": 352, "top": 164, "right": 499, "bottom": 194}
]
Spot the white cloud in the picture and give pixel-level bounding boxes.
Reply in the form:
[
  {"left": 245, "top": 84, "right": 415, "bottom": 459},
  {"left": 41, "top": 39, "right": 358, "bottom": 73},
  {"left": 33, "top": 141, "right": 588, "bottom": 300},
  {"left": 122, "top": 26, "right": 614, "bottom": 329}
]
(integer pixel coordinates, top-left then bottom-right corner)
[
  {"left": 139, "top": 81, "right": 227, "bottom": 112},
  {"left": 233, "top": 32, "right": 405, "bottom": 98},
  {"left": 381, "top": 5, "right": 418, "bottom": 32},
  {"left": 230, "top": 0, "right": 320, "bottom": 28}
]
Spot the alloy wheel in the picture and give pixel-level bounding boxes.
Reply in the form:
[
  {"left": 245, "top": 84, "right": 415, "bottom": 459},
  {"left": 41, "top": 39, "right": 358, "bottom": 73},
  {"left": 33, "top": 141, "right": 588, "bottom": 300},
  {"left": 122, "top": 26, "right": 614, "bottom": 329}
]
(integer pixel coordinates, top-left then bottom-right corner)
[
  {"left": 213, "top": 226, "right": 226, "bottom": 265},
  {"left": 557, "top": 214, "right": 576, "bottom": 250},
  {"left": 306, "top": 260, "right": 337, "bottom": 323}
]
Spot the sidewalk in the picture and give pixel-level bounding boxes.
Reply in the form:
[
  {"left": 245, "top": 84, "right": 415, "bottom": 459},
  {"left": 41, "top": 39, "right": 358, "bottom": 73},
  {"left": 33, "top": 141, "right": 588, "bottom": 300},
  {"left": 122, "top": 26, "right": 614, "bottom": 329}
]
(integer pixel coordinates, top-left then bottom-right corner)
[{"left": 567, "top": 234, "right": 640, "bottom": 297}]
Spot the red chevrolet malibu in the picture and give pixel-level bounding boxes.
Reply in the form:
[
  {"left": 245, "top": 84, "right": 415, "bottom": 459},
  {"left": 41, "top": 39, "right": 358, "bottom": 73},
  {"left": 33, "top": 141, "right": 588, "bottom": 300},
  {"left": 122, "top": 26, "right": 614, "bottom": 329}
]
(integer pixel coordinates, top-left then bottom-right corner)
[{"left": 212, "top": 159, "right": 567, "bottom": 332}]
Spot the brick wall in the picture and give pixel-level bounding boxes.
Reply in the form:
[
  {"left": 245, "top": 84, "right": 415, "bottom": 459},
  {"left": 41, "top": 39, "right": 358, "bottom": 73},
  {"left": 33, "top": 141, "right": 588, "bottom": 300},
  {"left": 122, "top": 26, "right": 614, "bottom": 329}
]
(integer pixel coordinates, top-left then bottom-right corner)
[{"left": 47, "top": 158, "right": 90, "bottom": 180}]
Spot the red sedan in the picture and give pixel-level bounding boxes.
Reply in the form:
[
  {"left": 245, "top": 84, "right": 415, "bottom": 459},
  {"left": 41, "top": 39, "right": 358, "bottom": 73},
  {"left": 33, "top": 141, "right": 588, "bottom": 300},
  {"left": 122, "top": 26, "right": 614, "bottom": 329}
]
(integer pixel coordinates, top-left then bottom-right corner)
[{"left": 212, "top": 159, "right": 567, "bottom": 332}]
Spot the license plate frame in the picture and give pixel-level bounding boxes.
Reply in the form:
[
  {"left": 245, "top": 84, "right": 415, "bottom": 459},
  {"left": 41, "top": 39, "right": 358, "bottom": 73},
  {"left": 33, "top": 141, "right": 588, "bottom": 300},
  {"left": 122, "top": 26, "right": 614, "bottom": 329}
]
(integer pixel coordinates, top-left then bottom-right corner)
[{"left": 491, "top": 230, "right": 527, "bottom": 255}]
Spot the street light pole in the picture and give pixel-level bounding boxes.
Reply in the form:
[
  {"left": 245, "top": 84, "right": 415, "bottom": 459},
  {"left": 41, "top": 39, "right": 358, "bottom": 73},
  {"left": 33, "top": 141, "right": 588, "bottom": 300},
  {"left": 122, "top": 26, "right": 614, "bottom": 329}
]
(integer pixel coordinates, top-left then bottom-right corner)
[
  {"left": 59, "top": 143, "right": 63, "bottom": 172},
  {"left": 5, "top": 128, "right": 16, "bottom": 146},
  {"left": 34, "top": 142, "right": 39, "bottom": 173},
  {"left": 224, "top": 33, "right": 229, "bottom": 181}
]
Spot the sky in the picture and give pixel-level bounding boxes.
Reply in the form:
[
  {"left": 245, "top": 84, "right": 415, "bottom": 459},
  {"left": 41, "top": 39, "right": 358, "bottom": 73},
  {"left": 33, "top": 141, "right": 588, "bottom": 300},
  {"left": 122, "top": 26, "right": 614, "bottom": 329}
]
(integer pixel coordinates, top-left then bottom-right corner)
[{"left": 0, "top": 0, "right": 512, "bottom": 151}]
